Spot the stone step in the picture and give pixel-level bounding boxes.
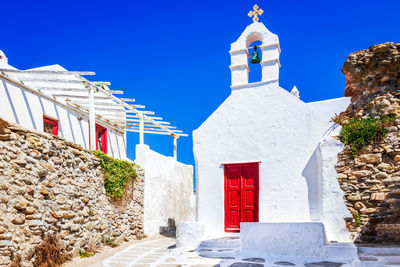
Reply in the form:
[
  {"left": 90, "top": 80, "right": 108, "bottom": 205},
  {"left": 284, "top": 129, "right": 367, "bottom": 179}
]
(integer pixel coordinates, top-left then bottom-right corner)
[
  {"left": 357, "top": 245, "right": 400, "bottom": 256},
  {"left": 197, "top": 247, "right": 238, "bottom": 259},
  {"left": 355, "top": 245, "right": 400, "bottom": 267},
  {"left": 198, "top": 236, "right": 241, "bottom": 249}
]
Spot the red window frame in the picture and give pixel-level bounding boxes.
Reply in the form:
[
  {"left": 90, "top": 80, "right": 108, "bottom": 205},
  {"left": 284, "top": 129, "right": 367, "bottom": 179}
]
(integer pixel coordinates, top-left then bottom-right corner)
[
  {"left": 43, "top": 115, "right": 58, "bottom": 136},
  {"left": 89, "top": 123, "right": 107, "bottom": 154}
]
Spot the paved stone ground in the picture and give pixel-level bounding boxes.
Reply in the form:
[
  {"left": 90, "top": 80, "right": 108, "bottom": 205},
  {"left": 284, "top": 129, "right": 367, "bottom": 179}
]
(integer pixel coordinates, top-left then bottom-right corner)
[{"left": 98, "top": 238, "right": 353, "bottom": 267}]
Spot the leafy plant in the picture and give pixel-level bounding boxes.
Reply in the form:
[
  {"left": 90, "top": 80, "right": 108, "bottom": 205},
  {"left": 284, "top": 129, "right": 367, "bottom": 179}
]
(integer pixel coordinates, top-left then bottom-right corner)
[
  {"left": 79, "top": 250, "right": 95, "bottom": 258},
  {"left": 92, "top": 151, "right": 138, "bottom": 202},
  {"left": 101, "top": 236, "right": 118, "bottom": 247},
  {"left": 354, "top": 212, "right": 362, "bottom": 227},
  {"left": 340, "top": 115, "right": 396, "bottom": 157}
]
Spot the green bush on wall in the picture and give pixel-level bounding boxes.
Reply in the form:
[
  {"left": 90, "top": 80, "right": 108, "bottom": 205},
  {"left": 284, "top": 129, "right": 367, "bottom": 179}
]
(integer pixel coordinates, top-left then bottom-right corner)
[
  {"left": 340, "top": 115, "right": 396, "bottom": 157},
  {"left": 92, "top": 150, "right": 138, "bottom": 201}
]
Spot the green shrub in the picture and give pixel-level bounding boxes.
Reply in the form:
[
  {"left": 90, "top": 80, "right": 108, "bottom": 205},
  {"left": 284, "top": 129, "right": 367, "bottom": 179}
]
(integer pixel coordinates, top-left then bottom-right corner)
[
  {"left": 340, "top": 115, "right": 396, "bottom": 156},
  {"left": 92, "top": 151, "right": 137, "bottom": 201},
  {"left": 79, "top": 250, "right": 95, "bottom": 258}
]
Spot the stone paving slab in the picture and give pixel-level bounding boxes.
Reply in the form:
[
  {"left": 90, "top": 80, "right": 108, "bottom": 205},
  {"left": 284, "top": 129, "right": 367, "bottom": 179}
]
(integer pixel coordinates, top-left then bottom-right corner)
[{"left": 99, "top": 238, "right": 355, "bottom": 267}]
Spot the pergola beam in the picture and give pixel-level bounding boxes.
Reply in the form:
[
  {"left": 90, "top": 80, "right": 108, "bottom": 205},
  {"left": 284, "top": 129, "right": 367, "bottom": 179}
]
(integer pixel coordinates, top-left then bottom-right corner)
[
  {"left": 39, "top": 87, "right": 90, "bottom": 92},
  {"left": 0, "top": 69, "right": 95, "bottom": 75},
  {"left": 120, "top": 98, "right": 136, "bottom": 102},
  {"left": 54, "top": 94, "right": 111, "bottom": 100},
  {"left": 108, "top": 90, "right": 124, "bottom": 94},
  {"left": 19, "top": 78, "right": 110, "bottom": 85},
  {"left": 126, "top": 123, "right": 177, "bottom": 129}
]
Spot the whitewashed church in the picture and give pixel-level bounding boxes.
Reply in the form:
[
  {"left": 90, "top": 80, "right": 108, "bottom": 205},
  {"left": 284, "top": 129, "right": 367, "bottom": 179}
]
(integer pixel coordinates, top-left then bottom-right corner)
[{"left": 193, "top": 7, "right": 353, "bottom": 246}]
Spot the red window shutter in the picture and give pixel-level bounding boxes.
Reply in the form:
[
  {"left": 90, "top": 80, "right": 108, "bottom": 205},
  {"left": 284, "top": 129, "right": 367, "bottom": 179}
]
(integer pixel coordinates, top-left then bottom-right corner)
[{"left": 43, "top": 116, "right": 58, "bottom": 136}]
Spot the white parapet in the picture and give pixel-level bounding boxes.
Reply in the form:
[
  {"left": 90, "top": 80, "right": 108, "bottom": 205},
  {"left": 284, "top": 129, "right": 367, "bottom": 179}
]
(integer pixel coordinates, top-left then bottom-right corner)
[
  {"left": 176, "top": 222, "right": 205, "bottom": 251},
  {"left": 240, "top": 222, "right": 358, "bottom": 263},
  {"left": 135, "top": 144, "right": 195, "bottom": 236}
]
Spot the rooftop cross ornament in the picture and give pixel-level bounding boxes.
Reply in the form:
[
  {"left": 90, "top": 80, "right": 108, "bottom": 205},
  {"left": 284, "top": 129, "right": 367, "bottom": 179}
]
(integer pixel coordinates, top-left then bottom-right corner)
[{"left": 248, "top": 4, "right": 264, "bottom": 22}]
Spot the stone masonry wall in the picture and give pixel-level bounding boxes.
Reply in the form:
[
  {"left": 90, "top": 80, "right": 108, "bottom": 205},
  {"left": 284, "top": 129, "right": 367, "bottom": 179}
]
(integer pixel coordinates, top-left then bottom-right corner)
[
  {"left": 336, "top": 42, "right": 400, "bottom": 242},
  {"left": 336, "top": 125, "right": 400, "bottom": 242},
  {"left": 0, "top": 118, "right": 144, "bottom": 266}
]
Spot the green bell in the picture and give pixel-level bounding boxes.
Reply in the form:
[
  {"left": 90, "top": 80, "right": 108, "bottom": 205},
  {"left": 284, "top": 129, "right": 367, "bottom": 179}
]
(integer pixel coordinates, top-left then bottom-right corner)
[{"left": 250, "top": 45, "right": 261, "bottom": 64}]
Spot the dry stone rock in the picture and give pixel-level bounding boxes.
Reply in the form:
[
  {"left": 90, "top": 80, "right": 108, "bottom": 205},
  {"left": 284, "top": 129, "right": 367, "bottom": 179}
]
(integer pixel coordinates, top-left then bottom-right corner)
[
  {"left": 352, "top": 170, "right": 372, "bottom": 178},
  {"left": 358, "top": 154, "right": 382, "bottom": 164},
  {"left": 0, "top": 118, "right": 145, "bottom": 266},
  {"left": 13, "top": 199, "right": 27, "bottom": 210},
  {"left": 377, "top": 163, "right": 391, "bottom": 170}
]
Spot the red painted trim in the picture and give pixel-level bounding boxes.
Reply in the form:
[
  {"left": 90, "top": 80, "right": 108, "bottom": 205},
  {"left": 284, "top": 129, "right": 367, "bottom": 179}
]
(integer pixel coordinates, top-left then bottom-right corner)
[
  {"left": 96, "top": 124, "right": 107, "bottom": 154},
  {"left": 221, "top": 161, "right": 261, "bottom": 165},
  {"left": 89, "top": 122, "right": 107, "bottom": 154},
  {"left": 43, "top": 115, "right": 58, "bottom": 136},
  {"left": 224, "top": 162, "right": 259, "bottom": 233}
]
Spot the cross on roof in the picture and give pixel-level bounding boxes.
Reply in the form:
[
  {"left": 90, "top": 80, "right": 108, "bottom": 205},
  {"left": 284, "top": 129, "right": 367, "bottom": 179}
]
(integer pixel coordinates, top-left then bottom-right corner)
[{"left": 248, "top": 4, "right": 263, "bottom": 22}]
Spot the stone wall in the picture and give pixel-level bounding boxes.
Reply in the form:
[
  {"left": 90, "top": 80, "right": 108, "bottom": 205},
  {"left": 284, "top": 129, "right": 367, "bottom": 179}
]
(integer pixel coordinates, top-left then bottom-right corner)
[
  {"left": 0, "top": 118, "right": 144, "bottom": 266},
  {"left": 342, "top": 42, "right": 400, "bottom": 119},
  {"left": 336, "top": 42, "right": 400, "bottom": 242},
  {"left": 336, "top": 126, "right": 400, "bottom": 242}
]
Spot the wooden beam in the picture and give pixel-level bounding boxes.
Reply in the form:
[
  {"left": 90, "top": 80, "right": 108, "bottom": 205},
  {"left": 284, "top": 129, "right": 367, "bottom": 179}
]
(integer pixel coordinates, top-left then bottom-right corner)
[
  {"left": 0, "top": 69, "right": 95, "bottom": 75},
  {"left": 126, "top": 128, "right": 188, "bottom": 137},
  {"left": 39, "top": 87, "right": 89, "bottom": 92},
  {"left": 120, "top": 98, "right": 136, "bottom": 102},
  {"left": 126, "top": 129, "right": 172, "bottom": 136},
  {"left": 53, "top": 94, "right": 111, "bottom": 99},
  {"left": 126, "top": 126, "right": 181, "bottom": 133},
  {"left": 69, "top": 101, "right": 121, "bottom": 106},
  {"left": 126, "top": 123, "right": 176, "bottom": 129},
  {"left": 19, "top": 78, "right": 110, "bottom": 85},
  {"left": 113, "top": 119, "right": 170, "bottom": 124},
  {"left": 109, "top": 90, "right": 124, "bottom": 94},
  {"left": 131, "top": 104, "right": 145, "bottom": 109}
]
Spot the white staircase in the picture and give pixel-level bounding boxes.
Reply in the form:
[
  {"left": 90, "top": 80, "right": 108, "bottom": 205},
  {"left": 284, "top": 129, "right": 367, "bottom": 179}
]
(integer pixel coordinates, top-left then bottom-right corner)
[
  {"left": 354, "top": 245, "right": 400, "bottom": 267},
  {"left": 196, "top": 236, "right": 240, "bottom": 259}
]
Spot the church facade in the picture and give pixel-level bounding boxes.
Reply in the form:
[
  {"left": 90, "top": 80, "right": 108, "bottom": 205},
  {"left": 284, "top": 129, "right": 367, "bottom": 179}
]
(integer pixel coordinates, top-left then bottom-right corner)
[{"left": 193, "top": 20, "right": 351, "bottom": 241}]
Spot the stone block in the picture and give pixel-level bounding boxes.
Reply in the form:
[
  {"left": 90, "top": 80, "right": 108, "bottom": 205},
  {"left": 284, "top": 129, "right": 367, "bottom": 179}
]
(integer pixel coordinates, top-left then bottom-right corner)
[{"left": 176, "top": 222, "right": 205, "bottom": 251}]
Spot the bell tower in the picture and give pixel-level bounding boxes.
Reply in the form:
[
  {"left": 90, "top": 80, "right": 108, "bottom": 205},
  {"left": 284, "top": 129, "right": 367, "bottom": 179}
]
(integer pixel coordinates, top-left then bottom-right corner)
[{"left": 229, "top": 5, "right": 281, "bottom": 89}]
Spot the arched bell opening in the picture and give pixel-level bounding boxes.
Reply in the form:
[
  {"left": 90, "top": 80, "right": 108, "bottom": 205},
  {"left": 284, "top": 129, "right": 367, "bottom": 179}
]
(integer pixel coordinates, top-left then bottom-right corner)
[{"left": 247, "top": 40, "right": 262, "bottom": 83}]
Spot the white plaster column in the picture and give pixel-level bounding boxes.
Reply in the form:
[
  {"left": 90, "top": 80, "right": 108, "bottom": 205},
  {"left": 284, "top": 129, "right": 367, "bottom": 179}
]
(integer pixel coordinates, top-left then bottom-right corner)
[
  {"left": 138, "top": 111, "right": 144, "bottom": 145},
  {"left": 260, "top": 44, "right": 280, "bottom": 83},
  {"left": 229, "top": 50, "right": 249, "bottom": 87},
  {"left": 88, "top": 87, "right": 96, "bottom": 150},
  {"left": 173, "top": 135, "right": 178, "bottom": 160}
]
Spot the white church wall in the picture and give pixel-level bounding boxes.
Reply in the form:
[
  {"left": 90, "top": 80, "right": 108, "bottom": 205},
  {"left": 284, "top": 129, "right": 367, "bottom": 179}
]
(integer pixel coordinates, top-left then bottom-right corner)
[
  {"left": 135, "top": 144, "right": 195, "bottom": 236},
  {"left": 318, "top": 137, "right": 352, "bottom": 242},
  {"left": 240, "top": 222, "right": 357, "bottom": 262},
  {"left": 193, "top": 80, "right": 351, "bottom": 235},
  {"left": 0, "top": 76, "right": 127, "bottom": 160}
]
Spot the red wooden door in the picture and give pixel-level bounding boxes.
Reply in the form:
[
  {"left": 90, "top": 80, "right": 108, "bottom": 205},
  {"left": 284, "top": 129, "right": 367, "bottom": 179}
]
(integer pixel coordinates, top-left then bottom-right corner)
[
  {"left": 224, "top": 163, "right": 259, "bottom": 232},
  {"left": 224, "top": 165, "right": 242, "bottom": 232},
  {"left": 241, "top": 164, "right": 259, "bottom": 223}
]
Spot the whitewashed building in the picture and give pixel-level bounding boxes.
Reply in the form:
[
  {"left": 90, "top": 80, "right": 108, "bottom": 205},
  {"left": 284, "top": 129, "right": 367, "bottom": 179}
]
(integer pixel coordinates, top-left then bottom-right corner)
[
  {"left": 0, "top": 52, "right": 186, "bottom": 160},
  {"left": 0, "top": 51, "right": 195, "bottom": 236},
  {"left": 193, "top": 17, "right": 352, "bottom": 244}
]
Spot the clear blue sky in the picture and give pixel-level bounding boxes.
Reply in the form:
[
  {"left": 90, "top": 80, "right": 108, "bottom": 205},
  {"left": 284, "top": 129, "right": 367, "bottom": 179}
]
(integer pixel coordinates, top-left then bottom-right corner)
[{"left": 1, "top": 0, "right": 399, "bottom": 167}]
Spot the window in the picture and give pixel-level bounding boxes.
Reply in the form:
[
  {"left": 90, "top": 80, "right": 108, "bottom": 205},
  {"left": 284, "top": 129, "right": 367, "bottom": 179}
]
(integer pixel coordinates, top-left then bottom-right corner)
[
  {"left": 96, "top": 124, "right": 107, "bottom": 153},
  {"left": 89, "top": 123, "right": 107, "bottom": 154},
  {"left": 43, "top": 115, "right": 58, "bottom": 136}
]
